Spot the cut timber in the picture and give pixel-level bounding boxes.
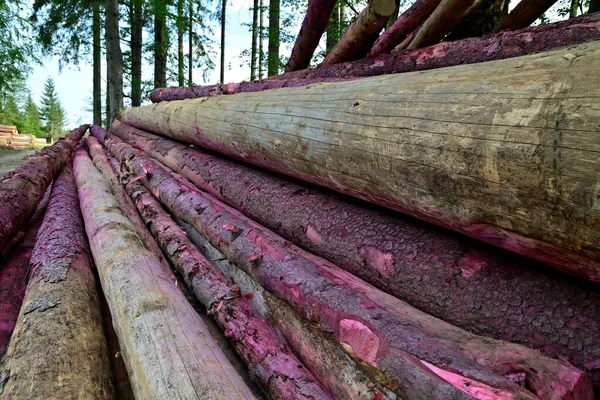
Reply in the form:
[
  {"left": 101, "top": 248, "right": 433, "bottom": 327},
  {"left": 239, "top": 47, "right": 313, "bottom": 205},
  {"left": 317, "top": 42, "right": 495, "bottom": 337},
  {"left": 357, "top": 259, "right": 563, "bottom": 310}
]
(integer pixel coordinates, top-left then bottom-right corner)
[
  {"left": 322, "top": 0, "right": 396, "bottom": 65},
  {"left": 108, "top": 121, "right": 600, "bottom": 384},
  {"left": 285, "top": 0, "right": 339, "bottom": 71},
  {"left": 368, "top": 0, "right": 441, "bottom": 57},
  {"left": 72, "top": 148, "right": 256, "bottom": 399},
  {"left": 0, "top": 188, "right": 50, "bottom": 356},
  {"left": 494, "top": 0, "right": 559, "bottom": 32},
  {"left": 117, "top": 168, "right": 331, "bottom": 399},
  {"left": 122, "top": 41, "right": 600, "bottom": 282},
  {"left": 0, "top": 125, "right": 88, "bottom": 258},
  {"left": 0, "top": 162, "right": 114, "bottom": 399},
  {"left": 103, "top": 135, "right": 592, "bottom": 400}
]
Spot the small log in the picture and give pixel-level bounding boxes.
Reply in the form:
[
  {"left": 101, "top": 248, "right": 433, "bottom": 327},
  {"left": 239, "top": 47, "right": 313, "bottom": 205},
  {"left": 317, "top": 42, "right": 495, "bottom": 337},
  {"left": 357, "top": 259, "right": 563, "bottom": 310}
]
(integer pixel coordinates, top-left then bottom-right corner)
[
  {"left": 72, "top": 148, "right": 256, "bottom": 399},
  {"left": 446, "top": 0, "right": 507, "bottom": 40},
  {"left": 1, "top": 162, "right": 115, "bottom": 398},
  {"left": 108, "top": 120, "right": 600, "bottom": 384},
  {"left": 0, "top": 125, "right": 88, "bottom": 258},
  {"left": 103, "top": 134, "right": 592, "bottom": 399},
  {"left": 322, "top": 0, "right": 396, "bottom": 65},
  {"left": 368, "top": 0, "right": 441, "bottom": 57},
  {"left": 493, "top": 0, "right": 559, "bottom": 32},
  {"left": 122, "top": 42, "right": 600, "bottom": 282},
  {"left": 285, "top": 0, "right": 339, "bottom": 71},
  {"left": 0, "top": 188, "right": 51, "bottom": 355}
]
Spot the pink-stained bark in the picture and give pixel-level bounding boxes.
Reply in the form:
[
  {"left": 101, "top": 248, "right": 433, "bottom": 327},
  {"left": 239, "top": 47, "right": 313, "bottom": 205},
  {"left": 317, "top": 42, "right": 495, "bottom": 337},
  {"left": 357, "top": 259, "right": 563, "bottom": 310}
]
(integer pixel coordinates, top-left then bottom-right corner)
[
  {"left": 101, "top": 131, "right": 593, "bottom": 400},
  {"left": 493, "top": 0, "right": 559, "bottom": 32},
  {"left": 285, "top": 0, "right": 339, "bottom": 72},
  {"left": 368, "top": 0, "right": 441, "bottom": 57},
  {"left": 0, "top": 125, "right": 88, "bottom": 257},
  {"left": 108, "top": 121, "right": 600, "bottom": 385}
]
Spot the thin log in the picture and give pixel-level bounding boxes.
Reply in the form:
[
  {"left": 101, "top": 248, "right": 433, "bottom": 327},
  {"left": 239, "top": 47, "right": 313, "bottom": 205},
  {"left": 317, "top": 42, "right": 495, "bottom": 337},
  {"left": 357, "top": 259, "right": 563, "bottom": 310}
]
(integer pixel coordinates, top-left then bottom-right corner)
[
  {"left": 103, "top": 134, "right": 592, "bottom": 399},
  {"left": 72, "top": 148, "right": 256, "bottom": 399},
  {"left": 108, "top": 120, "right": 600, "bottom": 384},
  {"left": 368, "top": 0, "right": 441, "bottom": 57},
  {"left": 493, "top": 0, "right": 560, "bottom": 32},
  {"left": 122, "top": 42, "right": 600, "bottom": 282},
  {"left": 286, "top": 0, "right": 339, "bottom": 72},
  {"left": 0, "top": 125, "right": 88, "bottom": 258},
  {"left": 0, "top": 188, "right": 51, "bottom": 356},
  {"left": 322, "top": 0, "right": 396, "bottom": 65},
  {"left": 0, "top": 162, "right": 114, "bottom": 398}
]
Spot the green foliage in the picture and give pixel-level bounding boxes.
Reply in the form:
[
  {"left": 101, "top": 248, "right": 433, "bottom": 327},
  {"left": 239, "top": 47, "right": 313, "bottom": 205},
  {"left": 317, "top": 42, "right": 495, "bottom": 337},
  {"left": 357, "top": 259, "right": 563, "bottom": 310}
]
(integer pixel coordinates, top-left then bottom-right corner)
[
  {"left": 22, "top": 94, "right": 44, "bottom": 138},
  {"left": 0, "top": 96, "right": 25, "bottom": 132},
  {"left": 40, "top": 77, "right": 67, "bottom": 142}
]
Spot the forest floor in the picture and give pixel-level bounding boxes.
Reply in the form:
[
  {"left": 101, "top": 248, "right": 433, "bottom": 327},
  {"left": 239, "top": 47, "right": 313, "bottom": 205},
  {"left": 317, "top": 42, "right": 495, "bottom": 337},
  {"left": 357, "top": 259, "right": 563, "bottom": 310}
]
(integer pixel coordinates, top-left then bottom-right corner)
[{"left": 0, "top": 149, "right": 36, "bottom": 176}]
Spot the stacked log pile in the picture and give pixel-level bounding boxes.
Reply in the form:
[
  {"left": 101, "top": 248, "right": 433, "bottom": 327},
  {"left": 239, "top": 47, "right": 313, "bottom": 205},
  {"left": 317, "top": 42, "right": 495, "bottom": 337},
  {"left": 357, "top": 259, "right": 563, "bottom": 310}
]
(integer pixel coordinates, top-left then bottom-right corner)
[{"left": 0, "top": 125, "right": 39, "bottom": 149}]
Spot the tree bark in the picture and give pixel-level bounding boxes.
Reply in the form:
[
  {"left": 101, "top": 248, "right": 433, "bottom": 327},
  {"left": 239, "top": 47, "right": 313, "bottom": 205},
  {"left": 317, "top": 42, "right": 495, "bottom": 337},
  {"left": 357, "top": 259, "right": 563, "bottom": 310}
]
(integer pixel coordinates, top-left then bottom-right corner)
[
  {"left": 1, "top": 162, "right": 114, "bottom": 399},
  {"left": 110, "top": 120, "right": 600, "bottom": 384},
  {"left": 93, "top": 1, "right": 102, "bottom": 124},
  {"left": 571, "top": 0, "right": 580, "bottom": 17},
  {"left": 251, "top": 0, "right": 259, "bottom": 80},
  {"left": 188, "top": 0, "right": 194, "bottom": 86},
  {"left": 0, "top": 125, "right": 87, "bottom": 258},
  {"left": 369, "top": 0, "right": 442, "bottom": 57},
  {"left": 220, "top": 0, "right": 227, "bottom": 82},
  {"left": 268, "top": 0, "right": 280, "bottom": 76},
  {"left": 259, "top": 0, "right": 265, "bottom": 79},
  {"left": 154, "top": 0, "right": 167, "bottom": 88},
  {"left": 131, "top": 0, "right": 143, "bottom": 107},
  {"left": 494, "top": 0, "right": 559, "bottom": 32},
  {"left": 178, "top": 0, "right": 185, "bottom": 87},
  {"left": 323, "top": 0, "right": 396, "bottom": 64},
  {"left": 106, "top": 0, "right": 123, "bottom": 126},
  {"left": 102, "top": 134, "right": 593, "bottom": 399},
  {"left": 72, "top": 148, "right": 256, "bottom": 399}
]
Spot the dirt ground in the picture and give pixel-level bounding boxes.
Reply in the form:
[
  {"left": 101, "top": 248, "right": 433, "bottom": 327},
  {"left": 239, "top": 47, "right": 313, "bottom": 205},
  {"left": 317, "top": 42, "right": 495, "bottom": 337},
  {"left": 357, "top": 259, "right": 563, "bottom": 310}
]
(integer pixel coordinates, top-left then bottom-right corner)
[{"left": 0, "top": 149, "right": 37, "bottom": 176}]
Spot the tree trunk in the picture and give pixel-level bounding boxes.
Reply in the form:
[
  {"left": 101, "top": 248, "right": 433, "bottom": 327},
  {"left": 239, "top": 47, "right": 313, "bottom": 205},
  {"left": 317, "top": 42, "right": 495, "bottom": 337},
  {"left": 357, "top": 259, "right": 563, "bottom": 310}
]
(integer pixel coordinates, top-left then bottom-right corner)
[
  {"left": 259, "top": 0, "right": 265, "bottom": 79},
  {"left": 92, "top": 0, "right": 102, "bottom": 124},
  {"left": 324, "top": 0, "right": 396, "bottom": 64},
  {"left": 326, "top": 1, "right": 340, "bottom": 52},
  {"left": 494, "top": 0, "right": 558, "bottom": 31},
  {"left": 154, "top": 0, "right": 167, "bottom": 88},
  {"left": 590, "top": 0, "right": 600, "bottom": 13},
  {"left": 105, "top": 0, "right": 123, "bottom": 126},
  {"left": 570, "top": 0, "right": 579, "bottom": 17},
  {"left": 0, "top": 125, "right": 87, "bottom": 258},
  {"left": 447, "top": 0, "right": 508, "bottom": 39},
  {"left": 188, "top": 0, "right": 194, "bottom": 85},
  {"left": 131, "top": 0, "right": 143, "bottom": 107},
  {"left": 369, "top": 0, "right": 441, "bottom": 57},
  {"left": 220, "top": 0, "right": 227, "bottom": 83},
  {"left": 339, "top": 1, "right": 346, "bottom": 34},
  {"left": 123, "top": 42, "right": 600, "bottom": 282},
  {"left": 178, "top": 0, "right": 185, "bottom": 87},
  {"left": 72, "top": 148, "right": 256, "bottom": 399},
  {"left": 1, "top": 162, "right": 114, "bottom": 398},
  {"left": 267, "top": 0, "right": 280, "bottom": 76},
  {"left": 110, "top": 119, "right": 600, "bottom": 383},
  {"left": 102, "top": 133, "right": 593, "bottom": 399},
  {"left": 251, "top": 0, "right": 259, "bottom": 80},
  {"left": 0, "top": 189, "right": 50, "bottom": 355}
]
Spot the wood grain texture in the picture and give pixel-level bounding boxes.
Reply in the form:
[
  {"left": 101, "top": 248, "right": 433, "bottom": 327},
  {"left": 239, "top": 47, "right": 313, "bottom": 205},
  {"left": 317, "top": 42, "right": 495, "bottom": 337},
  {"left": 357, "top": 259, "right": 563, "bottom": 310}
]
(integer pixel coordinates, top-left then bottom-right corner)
[
  {"left": 72, "top": 148, "right": 256, "bottom": 400},
  {"left": 122, "top": 41, "right": 600, "bottom": 282}
]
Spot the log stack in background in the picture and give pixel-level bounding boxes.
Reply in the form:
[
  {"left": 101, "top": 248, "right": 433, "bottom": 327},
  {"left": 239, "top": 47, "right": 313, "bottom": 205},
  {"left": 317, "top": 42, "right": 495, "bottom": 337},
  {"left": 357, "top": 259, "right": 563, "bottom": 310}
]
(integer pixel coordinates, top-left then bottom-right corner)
[{"left": 0, "top": 125, "right": 40, "bottom": 150}]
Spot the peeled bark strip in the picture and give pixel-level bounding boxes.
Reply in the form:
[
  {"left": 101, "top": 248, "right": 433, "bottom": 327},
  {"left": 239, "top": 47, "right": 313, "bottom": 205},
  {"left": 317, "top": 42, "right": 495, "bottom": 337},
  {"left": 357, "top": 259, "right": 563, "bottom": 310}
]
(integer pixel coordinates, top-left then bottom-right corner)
[
  {"left": 0, "top": 162, "right": 114, "bottom": 399},
  {"left": 72, "top": 148, "right": 255, "bottom": 399},
  {"left": 493, "top": 0, "right": 559, "bottom": 32},
  {"left": 285, "top": 0, "right": 339, "bottom": 71},
  {"left": 322, "top": 0, "right": 396, "bottom": 65},
  {"left": 104, "top": 136, "right": 592, "bottom": 400},
  {"left": 117, "top": 166, "right": 331, "bottom": 399},
  {"left": 0, "top": 188, "right": 50, "bottom": 356},
  {"left": 108, "top": 121, "right": 600, "bottom": 383},
  {"left": 368, "top": 0, "right": 441, "bottom": 57},
  {"left": 122, "top": 42, "right": 600, "bottom": 282},
  {"left": 0, "top": 125, "right": 88, "bottom": 258}
]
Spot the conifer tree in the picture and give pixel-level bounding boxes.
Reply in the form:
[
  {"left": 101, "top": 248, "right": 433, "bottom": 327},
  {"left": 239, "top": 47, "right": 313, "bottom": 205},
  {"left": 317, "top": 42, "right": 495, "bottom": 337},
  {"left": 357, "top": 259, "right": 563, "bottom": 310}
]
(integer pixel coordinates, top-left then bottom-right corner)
[{"left": 40, "top": 78, "right": 67, "bottom": 143}]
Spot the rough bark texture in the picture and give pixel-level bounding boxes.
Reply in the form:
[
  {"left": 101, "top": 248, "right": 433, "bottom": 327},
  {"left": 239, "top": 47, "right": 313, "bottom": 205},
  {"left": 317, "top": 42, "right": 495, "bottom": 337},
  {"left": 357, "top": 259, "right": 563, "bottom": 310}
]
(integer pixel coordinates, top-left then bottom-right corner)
[
  {"left": 122, "top": 42, "right": 600, "bottom": 282},
  {"left": 0, "top": 188, "right": 50, "bottom": 356},
  {"left": 251, "top": 0, "right": 259, "bottom": 80},
  {"left": 154, "top": 0, "right": 168, "bottom": 88},
  {"left": 369, "top": 0, "right": 441, "bottom": 57},
  {"left": 109, "top": 120, "right": 600, "bottom": 384},
  {"left": 93, "top": 1, "right": 102, "bottom": 124},
  {"left": 494, "top": 0, "right": 559, "bottom": 32},
  {"left": 0, "top": 162, "right": 114, "bottom": 399},
  {"left": 267, "top": 0, "right": 280, "bottom": 76},
  {"left": 119, "top": 170, "right": 331, "bottom": 399},
  {"left": 106, "top": 0, "right": 124, "bottom": 125},
  {"left": 0, "top": 125, "right": 87, "bottom": 258},
  {"left": 131, "top": 0, "right": 143, "bottom": 107},
  {"left": 286, "top": 0, "right": 339, "bottom": 71},
  {"left": 72, "top": 148, "right": 256, "bottom": 399},
  {"left": 323, "top": 0, "right": 396, "bottom": 64},
  {"left": 103, "top": 135, "right": 592, "bottom": 400}
]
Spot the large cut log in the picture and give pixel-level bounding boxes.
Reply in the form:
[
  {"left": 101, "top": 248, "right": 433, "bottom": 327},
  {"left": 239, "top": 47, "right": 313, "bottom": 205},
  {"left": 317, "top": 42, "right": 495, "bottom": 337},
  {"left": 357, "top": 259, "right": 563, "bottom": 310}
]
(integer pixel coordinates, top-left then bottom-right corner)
[
  {"left": 0, "top": 162, "right": 114, "bottom": 398},
  {"left": 493, "top": 0, "right": 559, "bottom": 32},
  {"left": 103, "top": 134, "right": 593, "bottom": 400},
  {"left": 72, "top": 148, "right": 256, "bottom": 399},
  {"left": 285, "top": 0, "right": 339, "bottom": 71},
  {"left": 122, "top": 41, "right": 600, "bottom": 282},
  {"left": 0, "top": 188, "right": 50, "bottom": 356},
  {"left": 322, "top": 0, "right": 396, "bottom": 65},
  {"left": 109, "top": 120, "right": 600, "bottom": 383},
  {"left": 0, "top": 125, "right": 88, "bottom": 258},
  {"left": 368, "top": 0, "right": 441, "bottom": 57}
]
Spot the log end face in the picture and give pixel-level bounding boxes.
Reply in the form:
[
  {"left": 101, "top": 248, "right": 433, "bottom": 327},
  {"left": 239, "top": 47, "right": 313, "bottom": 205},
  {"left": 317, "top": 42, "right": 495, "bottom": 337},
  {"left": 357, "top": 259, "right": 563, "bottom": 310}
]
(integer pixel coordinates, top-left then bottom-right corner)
[
  {"left": 370, "top": 0, "right": 397, "bottom": 18},
  {"left": 339, "top": 319, "right": 380, "bottom": 366}
]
